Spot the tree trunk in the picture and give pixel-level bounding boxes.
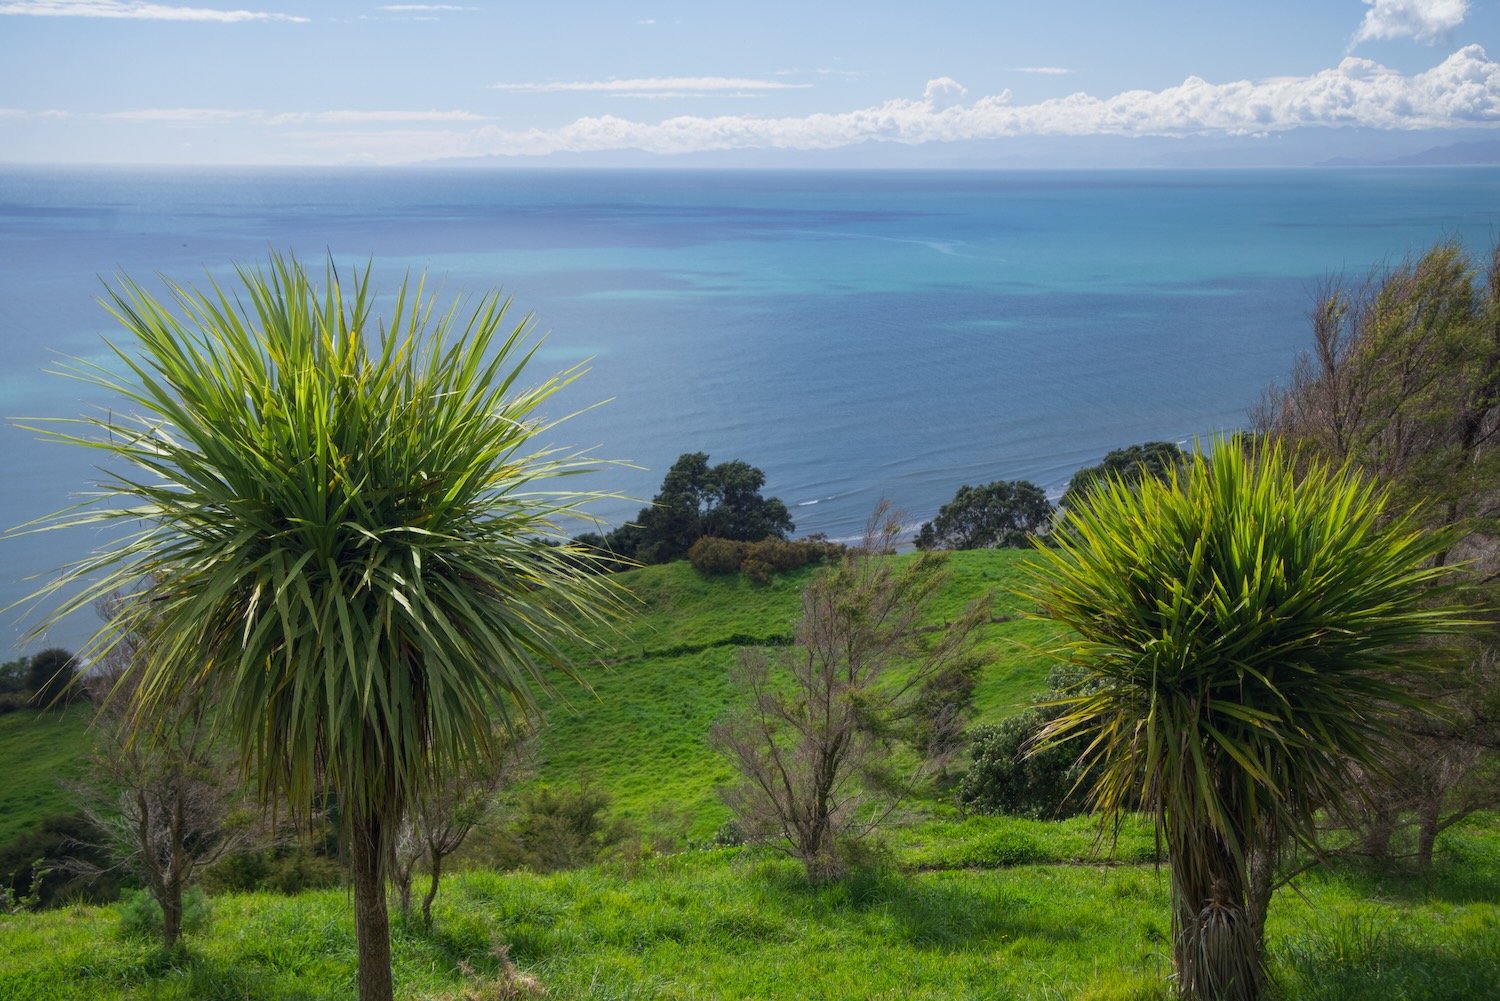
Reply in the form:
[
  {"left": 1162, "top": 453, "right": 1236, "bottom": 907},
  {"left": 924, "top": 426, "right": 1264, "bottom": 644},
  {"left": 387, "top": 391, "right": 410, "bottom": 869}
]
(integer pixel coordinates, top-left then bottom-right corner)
[
  {"left": 1246, "top": 841, "right": 1276, "bottom": 954},
  {"left": 1359, "top": 809, "right": 1399, "bottom": 862},
  {"left": 161, "top": 880, "right": 183, "bottom": 951},
  {"left": 351, "top": 809, "right": 394, "bottom": 1001},
  {"left": 1170, "top": 825, "right": 1263, "bottom": 1001},
  {"left": 420, "top": 850, "right": 442, "bottom": 929},
  {"left": 1416, "top": 792, "right": 1443, "bottom": 871}
]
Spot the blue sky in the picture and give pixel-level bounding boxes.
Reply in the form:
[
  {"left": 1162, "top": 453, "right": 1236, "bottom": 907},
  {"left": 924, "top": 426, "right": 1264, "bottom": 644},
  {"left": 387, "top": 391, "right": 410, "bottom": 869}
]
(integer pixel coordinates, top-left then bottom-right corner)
[{"left": 1, "top": 0, "right": 1497, "bottom": 165}]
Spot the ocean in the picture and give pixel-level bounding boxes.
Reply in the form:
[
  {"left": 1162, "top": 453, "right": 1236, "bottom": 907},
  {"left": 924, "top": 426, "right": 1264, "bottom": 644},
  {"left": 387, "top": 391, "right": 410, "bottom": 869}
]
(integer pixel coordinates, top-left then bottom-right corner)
[{"left": 2, "top": 166, "right": 1498, "bottom": 652}]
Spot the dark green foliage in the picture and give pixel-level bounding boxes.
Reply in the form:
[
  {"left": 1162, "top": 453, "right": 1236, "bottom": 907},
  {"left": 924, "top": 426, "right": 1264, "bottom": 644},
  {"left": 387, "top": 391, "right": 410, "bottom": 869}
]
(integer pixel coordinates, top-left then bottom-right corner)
[
  {"left": 687, "top": 536, "right": 747, "bottom": 575},
  {"left": 25, "top": 649, "right": 78, "bottom": 707},
  {"left": 915, "top": 480, "right": 1053, "bottom": 551},
  {"left": 204, "top": 841, "right": 344, "bottom": 896},
  {"left": 1059, "top": 441, "right": 1186, "bottom": 511},
  {"left": 0, "top": 658, "right": 29, "bottom": 695},
  {"left": 958, "top": 711, "right": 1087, "bottom": 819},
  {"left": 0, "top": 812, "right": 120, "bottom": 908},
  {"left": 688, "top": 536, "right": 843, "bottom": 581},
  {"left": 484, "top": 785, "right": 632, "bottom": 874},
  {"left": 117, "top": 886, "right": 212, "bottom": 941},
  {"left": 605, "top": 452, "right": 794, "bottom": 564},
  {"left": 0, "top": 649, "right": 81, "bottom": 711}
]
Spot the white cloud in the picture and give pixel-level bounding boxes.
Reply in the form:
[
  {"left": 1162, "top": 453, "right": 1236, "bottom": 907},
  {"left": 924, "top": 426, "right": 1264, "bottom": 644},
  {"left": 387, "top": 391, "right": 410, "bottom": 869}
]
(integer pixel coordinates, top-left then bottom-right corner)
[
  {"left": 265, "top": 109, "right": 486, "bottom": 124},
  {"left": 68, "top": 48, "right": 1500, "bottom": 165},
  {"left": 106, "top": 107, "right": 262, "bottom": 123},
  {"left": 1014, "top": 66, "right": 1074, "bottom": 76},
  {"left": 103, "top": 107, "right": 484, "bottom": 125},
  {"left": 0, "top": 0, "right": 306, "bottom": 21},
  {"left": 1353, "top": 0, "right": 1467, "bottom": 44},
  {"left": 454, "top": 46, "right": 1500, "bottom": 158},
  {"left": 491, "top": 77, "right": 814, "bottom": 95},
  {"left": 923, "top": 77, "right": 968, "bottom": 110}
]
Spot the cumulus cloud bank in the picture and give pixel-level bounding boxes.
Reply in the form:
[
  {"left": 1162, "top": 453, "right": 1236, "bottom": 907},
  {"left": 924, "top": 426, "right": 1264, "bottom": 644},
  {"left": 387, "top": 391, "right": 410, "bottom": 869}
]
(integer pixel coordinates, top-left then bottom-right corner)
[
  {"left": 1353, "top": 0, "right": 1468, "bottom": 44},
  {"left": 457, "top": 46, "right": 1500, "bottom": 157},
  {"left": 0, "top": 0, "right": 306, "bottom": 21}
]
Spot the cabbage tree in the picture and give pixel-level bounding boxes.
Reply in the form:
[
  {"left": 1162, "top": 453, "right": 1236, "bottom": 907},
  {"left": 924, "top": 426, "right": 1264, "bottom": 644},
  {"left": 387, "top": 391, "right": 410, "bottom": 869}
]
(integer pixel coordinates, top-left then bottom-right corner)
[
  {"left": 25, "top": 256, "right": 615, "bottom": 999},
  {"left": 1024, "top": 440, "right": 1465, "bottom": 1000}
]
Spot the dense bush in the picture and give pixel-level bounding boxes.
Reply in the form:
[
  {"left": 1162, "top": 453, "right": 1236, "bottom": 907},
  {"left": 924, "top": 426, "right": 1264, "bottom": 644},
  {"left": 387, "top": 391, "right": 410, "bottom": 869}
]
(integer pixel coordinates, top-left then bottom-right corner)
[
  {"left": 958, "top": 710, "right": 1088, "bottom": 819},
  {"left": 204, "top": 841, "right": 344, "bottom": 895},
  {"left": 688, "top": 535, "right": 843, "bottom": 581},
  {"left": 0, "top": 812, "right": 121, "bottom": 908},
  {"left": 118, "top": 885, "right": 212, "bottom": 941},
  {"left": 0, "top": 648, "right": 81, "bottom": 711},
  {"left": 687, "top": 536, "right": 746, "bottom": 575},
  {"left": 1060, "top": 441, "right": 1186, "bottom": 512},
  {"left": 480, "top": 785, "right": 633, "bottom": 874}
]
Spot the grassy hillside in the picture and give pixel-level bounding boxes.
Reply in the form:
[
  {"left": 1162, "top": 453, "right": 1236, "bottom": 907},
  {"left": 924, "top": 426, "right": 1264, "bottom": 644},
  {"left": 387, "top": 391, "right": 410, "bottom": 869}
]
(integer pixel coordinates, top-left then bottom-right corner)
[
  {"left": 2, "top": 550, "right": 1499, "bottom": 998},
  {"left": 0, "top": 706, "right": 92, "bottom": 845},
  {"left": 535, "top": 550, "right": 1054, "bottom": 840},
  {"left": 0, "top": 550, "right": 1049, "bottom": 851}
]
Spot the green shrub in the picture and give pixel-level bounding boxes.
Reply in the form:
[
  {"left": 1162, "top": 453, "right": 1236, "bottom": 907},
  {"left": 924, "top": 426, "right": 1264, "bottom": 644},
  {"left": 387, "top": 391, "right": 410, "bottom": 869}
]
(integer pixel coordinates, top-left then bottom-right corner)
[
  {"left": 0, "top": 812, "right": 120, "bottom": 907},
  {"left": 687, "top": 536, "right": 746, "bottom": 575},
  {"left": 741, "top": 557, "right": 774, "bottom": 585},
  {"left": 205, "top": 840, "right": 344, "bottom": 895},
  {"left": 958, "top": 710, "right": 1088, "bottom": 819},
  {"left": 482, "top": 784, "right": 633, "bottom": 874},
  {"left": 117, "top": 885, "right": 212, "bottom": 940}
]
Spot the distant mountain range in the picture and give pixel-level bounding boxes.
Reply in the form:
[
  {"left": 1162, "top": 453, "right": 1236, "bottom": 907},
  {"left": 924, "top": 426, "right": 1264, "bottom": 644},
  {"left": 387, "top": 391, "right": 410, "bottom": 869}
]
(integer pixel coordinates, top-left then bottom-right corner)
[{"left": 426, "top": 128, "right": 1500, "bottom": 170}]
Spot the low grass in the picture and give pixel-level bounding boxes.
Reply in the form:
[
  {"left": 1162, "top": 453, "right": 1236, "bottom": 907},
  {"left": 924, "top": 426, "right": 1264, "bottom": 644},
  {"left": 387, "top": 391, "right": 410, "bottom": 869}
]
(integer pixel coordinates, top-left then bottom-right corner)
[{"left": 3, "top": 815, "right": 1497, "bottom": 1000}]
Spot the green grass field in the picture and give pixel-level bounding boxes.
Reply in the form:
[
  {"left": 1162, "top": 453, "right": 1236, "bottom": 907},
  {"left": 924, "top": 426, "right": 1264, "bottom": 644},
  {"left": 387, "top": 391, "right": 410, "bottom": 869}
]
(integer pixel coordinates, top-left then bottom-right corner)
[
  {"left": 2, "top": 815, "right": 1497, "bottom": 1000},
  {"left": 3, "top": 550, "right": 1498, "bottom": 998}
]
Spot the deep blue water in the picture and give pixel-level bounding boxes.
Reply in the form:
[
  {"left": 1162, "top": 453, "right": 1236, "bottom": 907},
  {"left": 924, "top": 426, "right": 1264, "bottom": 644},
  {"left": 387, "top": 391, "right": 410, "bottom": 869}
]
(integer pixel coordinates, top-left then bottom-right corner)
[{"left": 3, "top": 166, "right": 1498, "bottom": 652}]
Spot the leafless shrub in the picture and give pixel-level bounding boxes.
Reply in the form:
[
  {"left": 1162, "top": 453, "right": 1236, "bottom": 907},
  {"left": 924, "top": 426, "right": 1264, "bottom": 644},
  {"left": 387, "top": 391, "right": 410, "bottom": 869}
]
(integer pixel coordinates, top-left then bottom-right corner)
[{"left": 712, "top": 501, "right": 990, "bottom": 882}]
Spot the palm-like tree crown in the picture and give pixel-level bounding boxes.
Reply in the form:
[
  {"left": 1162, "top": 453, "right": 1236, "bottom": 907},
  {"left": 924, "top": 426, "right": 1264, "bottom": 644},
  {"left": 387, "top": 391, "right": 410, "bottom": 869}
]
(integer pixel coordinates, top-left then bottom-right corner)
[
  {"left": 1023, "top": 439, "right": 1466, "bottom": 999},
  {"left": 29, "top": 255, "right": 615, "bottom": 827}
]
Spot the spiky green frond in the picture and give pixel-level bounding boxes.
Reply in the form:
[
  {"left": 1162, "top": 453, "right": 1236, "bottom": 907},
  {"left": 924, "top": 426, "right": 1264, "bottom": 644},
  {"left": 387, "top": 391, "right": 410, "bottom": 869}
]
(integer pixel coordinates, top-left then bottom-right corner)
[
  {"left": 21, "top": 254, "right": 620, "bottom": 824},
  {"left": 1024, "top": 438, "right": 1466, "bottom": 859}
]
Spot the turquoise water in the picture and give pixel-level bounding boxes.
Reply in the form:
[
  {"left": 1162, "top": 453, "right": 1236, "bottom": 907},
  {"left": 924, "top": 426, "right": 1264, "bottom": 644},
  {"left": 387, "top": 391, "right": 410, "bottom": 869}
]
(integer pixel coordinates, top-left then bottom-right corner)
[{"left": 3, "top": 166, "right": 1498, "bottom": 651}]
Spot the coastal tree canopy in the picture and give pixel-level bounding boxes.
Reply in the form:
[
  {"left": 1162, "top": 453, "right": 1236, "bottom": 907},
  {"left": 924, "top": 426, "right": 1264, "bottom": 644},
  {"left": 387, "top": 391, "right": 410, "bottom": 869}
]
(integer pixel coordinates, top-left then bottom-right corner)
[
  {"left": 914, "top": 479, "right": 1052, "bottom": 551},
  {"left": 1254, "top": 239, "right": 1500, "bottom": 866},
  {"left": 1059, "top": 440, "right": 1186, "bottom": 511},
  {"left": 597, "top": 452, "right": 793, "bottom": 565}
]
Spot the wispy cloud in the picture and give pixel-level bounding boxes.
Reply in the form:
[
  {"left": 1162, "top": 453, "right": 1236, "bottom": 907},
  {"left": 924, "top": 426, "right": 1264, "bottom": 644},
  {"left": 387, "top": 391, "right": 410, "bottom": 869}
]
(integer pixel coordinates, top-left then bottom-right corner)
[
  {"left": 1353, "top": 0, "right": 1467, "bottom": 45},
  {"left": 0, "top": 0, "right": 307, "bottom": 21},
  {"left": 101, "top": 107, "right": 484, "bottom": 124},
  {"left": 106, "top": 107, "right": 260, "bottom": 123},
  {"left": 1014, "top": 66, "right": 1073, "bottom": 76},
  {"left": 774, "top": 67, "right": 863, "bottom": 79},
  {"left": 491, "top": 76, "right": 814, "bottom": 96}
]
